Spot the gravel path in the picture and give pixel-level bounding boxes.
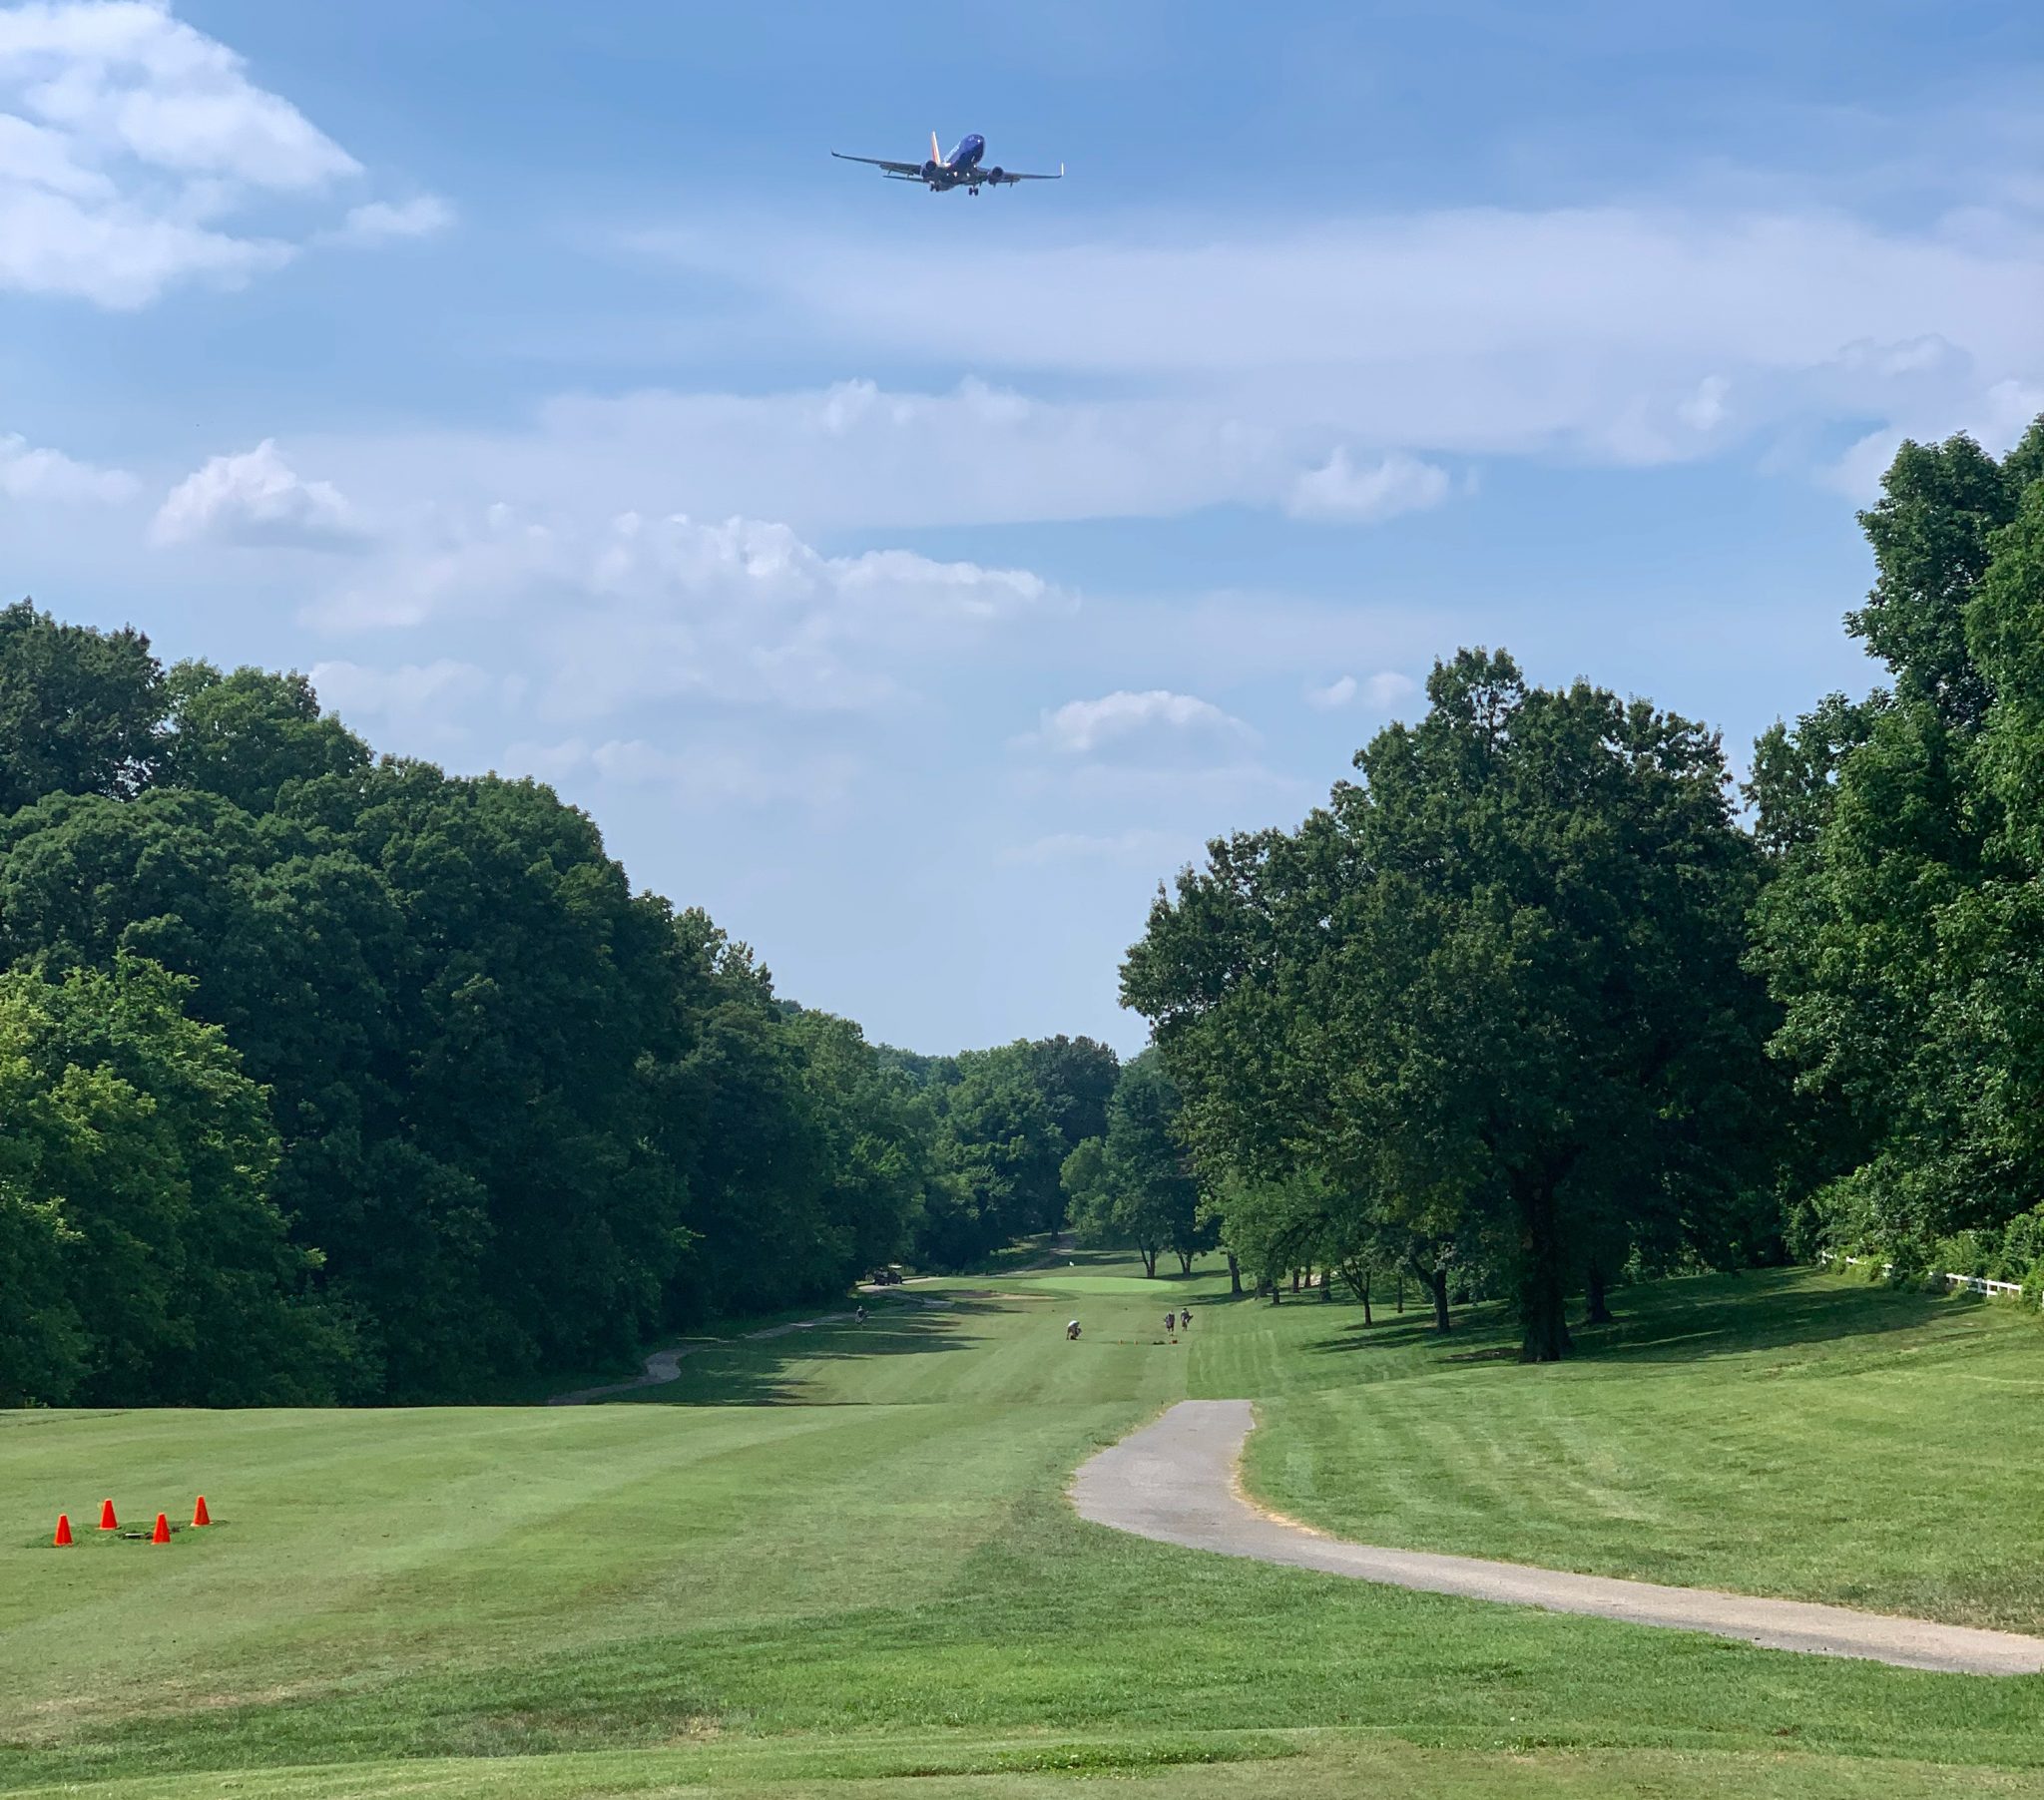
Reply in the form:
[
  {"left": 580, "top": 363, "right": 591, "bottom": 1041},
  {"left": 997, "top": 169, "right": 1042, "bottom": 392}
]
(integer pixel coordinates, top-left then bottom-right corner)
[{"left": 1070, "top": 1400, "right": 2044, "bottom": 1676}]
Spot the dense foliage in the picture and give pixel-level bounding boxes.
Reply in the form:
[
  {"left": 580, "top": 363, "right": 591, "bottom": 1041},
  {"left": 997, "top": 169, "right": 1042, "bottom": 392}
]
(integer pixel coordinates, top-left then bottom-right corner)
[
  {"left": 0, "top": 602, "right": 1118, "bottom": 1404},
  {"left": 1750, "top": 419, "right": 2044, "bottom": 1288},
  {"left": 1124, "top": 651, "right": 1784, "bottom": 1359},
  {"left": 1060, "top": 1050, "right": 1213, "bottom": 1276},
  {"left": 1125, "top": 416, "right": 2044, "bottom": 1358}
]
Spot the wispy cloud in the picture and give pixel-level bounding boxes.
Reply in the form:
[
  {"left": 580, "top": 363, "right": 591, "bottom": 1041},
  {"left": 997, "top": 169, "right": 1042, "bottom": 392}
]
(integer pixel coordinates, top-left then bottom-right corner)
[
  {"left": 505, "top": 734, "right": 860, "bottom": 812},
  {"left": 1304, "top": 670, "right": 1419, "bottom": 711},
  {"left": 332, "top": 195, "right": 454, "bottom": 244},
  {"left": 612, "top": 200, "right": 2042, "bottom": 500},
  {"left": 309, "top": 657, "right": 492, "bottom": 717},
  {"left": 1285, "top": 449, "right": 1449, "bottom": 522},
  {"left": 1000, "top": 828, "right": 1199, "bottom": 868},
  {"left": 1363, "top": 671, "right": 1417, "bottom": 708},
  {"left": 0, "top": 428, "right": 135, "bottom": 502}
]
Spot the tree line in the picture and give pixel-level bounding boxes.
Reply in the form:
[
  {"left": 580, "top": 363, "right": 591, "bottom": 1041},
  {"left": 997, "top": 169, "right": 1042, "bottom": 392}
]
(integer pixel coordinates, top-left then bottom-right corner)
[
  {"left": 9, "top": 417, "right": 2037, "bottom": 1395},
  {"left": 1120, "top": 419, "right": 2044, "bottom": 1358},
  {"left": 0, "top": 604, "right": 1119, "bottom": 1407}
]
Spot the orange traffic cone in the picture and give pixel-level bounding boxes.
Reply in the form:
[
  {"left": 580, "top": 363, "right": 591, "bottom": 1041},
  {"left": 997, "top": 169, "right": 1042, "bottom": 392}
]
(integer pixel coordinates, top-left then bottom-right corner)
[
  {"left": 54, "top": 1514, "right": 73, "bottom": 1547},
  {"left": 191, "top": 1496, "right": 211, "bottom": 1528},
  {"left": 151, "top": 1513, "right": 171, "bottom": 1545},
  {"left": 98, "top": 1499, "right": 117, "bottom": 1532}
]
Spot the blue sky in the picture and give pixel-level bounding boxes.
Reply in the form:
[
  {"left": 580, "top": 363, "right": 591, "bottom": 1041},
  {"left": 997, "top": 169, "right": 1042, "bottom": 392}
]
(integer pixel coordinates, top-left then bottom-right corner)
[{"left": 4, "top": 2, "right": 2040, "bottom": 1055}]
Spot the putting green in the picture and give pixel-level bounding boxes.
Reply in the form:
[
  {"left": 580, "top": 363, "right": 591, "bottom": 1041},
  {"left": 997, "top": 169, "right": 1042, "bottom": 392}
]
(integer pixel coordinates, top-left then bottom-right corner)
[{"left": 1004, "top": 1272, "right": 1196, "bottom": 1295}]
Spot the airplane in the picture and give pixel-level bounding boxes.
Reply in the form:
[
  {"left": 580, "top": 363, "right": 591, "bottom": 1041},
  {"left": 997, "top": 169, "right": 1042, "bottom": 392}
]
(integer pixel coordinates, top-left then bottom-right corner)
[{"left": 831, "top": 132, "right": 1064, "bottom": 195}]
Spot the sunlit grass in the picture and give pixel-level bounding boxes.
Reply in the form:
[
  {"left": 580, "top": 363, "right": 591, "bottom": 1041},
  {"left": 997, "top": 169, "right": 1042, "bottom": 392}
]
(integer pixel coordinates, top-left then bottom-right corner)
[{"left": 3, "top": 1261, "right": 2039, "bottom": 1797}]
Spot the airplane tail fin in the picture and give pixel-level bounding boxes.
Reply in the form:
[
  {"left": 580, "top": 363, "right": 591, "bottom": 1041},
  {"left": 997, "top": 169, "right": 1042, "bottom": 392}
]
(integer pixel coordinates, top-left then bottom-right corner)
[{"left": 932, "top": 129, "right": 943, "bottom": 167}]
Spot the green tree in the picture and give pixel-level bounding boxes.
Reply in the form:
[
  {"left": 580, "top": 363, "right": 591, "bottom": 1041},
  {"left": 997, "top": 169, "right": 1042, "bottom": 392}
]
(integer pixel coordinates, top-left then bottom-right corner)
[
  {"left": 1846, "top": 432, "right": 2020, "bottom": 732},
  {"left": 0, "top": 957, "right": 351, "bottom": 1406},
  {"left": 1060, "top": 1052, "right": 1208, "bottom": 1276},
  {"left": 1013, "top": 1034, "right": 1121, "bottom": 1157},
  {"left": 783, "top": 1009, "right": 939, "bottom": 1277},
  {"left": 929, "top": 1052, "right": 1066, "bottom": 1265},
  {"left": 1129, "top": 649, "right": 1775, "bottom": 1359},
  {"left": 0, "top": 600, "right": 165, "bottom": 812},
  {"left": 1752, "top": 419, "right": 2044, "bottom": 1268},
  {"left": 161, "top": 662, "right": 371, "bottom": 815}
]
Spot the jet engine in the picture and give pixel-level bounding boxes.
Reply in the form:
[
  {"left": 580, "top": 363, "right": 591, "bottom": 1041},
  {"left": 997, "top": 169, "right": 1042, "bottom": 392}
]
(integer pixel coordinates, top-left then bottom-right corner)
[
  {"left": 921, "top": 160, "right": 941, "bottom": 183},
  {"left": 987, "top": 167, "right": 1005, "bottom": 184}
]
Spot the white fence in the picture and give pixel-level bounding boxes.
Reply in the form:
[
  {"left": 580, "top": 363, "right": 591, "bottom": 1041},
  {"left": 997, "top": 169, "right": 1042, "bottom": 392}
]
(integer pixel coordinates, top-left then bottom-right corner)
[{"left": 1820, "top": 1251, "right": 2034, "bottom": 1304}]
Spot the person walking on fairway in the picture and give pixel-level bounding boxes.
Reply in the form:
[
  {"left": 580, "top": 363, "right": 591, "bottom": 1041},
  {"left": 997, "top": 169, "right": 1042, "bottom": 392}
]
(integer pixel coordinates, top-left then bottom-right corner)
[
  {"left": 1179, "top": 1307, "right": 1191, "bottom": 1332},
  {"left": 1066, "top": 1319, "right": 1082, "bottom": 1341},
  {"left": 1164, "top": 1310, "right": 1177, "bottom": 1341}
]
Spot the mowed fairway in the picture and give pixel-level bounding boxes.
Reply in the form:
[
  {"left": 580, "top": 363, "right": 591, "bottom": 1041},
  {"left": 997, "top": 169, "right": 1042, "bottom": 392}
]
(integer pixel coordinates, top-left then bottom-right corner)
[{"left": 4, "top": 1263, "right": 2043, "bottom": 1799}]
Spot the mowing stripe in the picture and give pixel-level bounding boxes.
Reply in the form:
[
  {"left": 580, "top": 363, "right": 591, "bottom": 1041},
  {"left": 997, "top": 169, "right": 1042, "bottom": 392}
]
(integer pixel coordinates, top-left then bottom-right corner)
[{"left": 1070, "top": 1400, "right": 2044, "bottom": 1677}]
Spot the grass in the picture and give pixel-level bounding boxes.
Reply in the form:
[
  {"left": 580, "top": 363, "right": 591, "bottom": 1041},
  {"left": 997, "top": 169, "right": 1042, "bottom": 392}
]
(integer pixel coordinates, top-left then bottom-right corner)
[
  {"left": 1246, "top": 1267, "right": 2044, "bottom": 1631},
  {"left": 2, "top": 1263, "right": 2041, "bottom": 1798}
]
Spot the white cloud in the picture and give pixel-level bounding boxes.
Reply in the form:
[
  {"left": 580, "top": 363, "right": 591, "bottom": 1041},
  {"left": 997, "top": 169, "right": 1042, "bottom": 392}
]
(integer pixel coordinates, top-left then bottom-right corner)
[
  {"left": 298, "top": 503, "right": 1057, "bottom": 730},
  {"left": 152, "top": 439, "right": 366, "bottom": 549},
  {"left": 480, "top": 378, "right": 1284, "bottom": 531},
  {"left": 1285, "top": 449, "right": 1450, "bottom": 523},
  {"left": 308, "top": 658, "right": 492, "bottom": 720},
  {"left": 1304, "top": 669, "right": 1417, "bottom": 712},
  {"left": 506, "top": 734, "right": 858, "bottom": 812},
  {"left": 1000, "top": 828, "right": 1197, "bottom": 868},
  {"left": 0, "top": 2, "right": 358, "bottom": 185},
  {"left": 651, "top": 206, "right": 2041, "bottom": 388},
  {"left": 1820, "top": 375, "right": 2044, "bottom": 501},
  {"left": 0, "top": 2, "right": 436, "bottom": 305},
  {"left": 334, "top": 195, "right": 453, "bottom": 243},
  {"left": 1677, "top": 374, "right": 1730, "bottom": 432},
  {"left": 0, "top": 429, "right": 135, "bottom": 501},
  {"left": 1031, "top": 689, "right": 1252, "bottom": 757},
  {"left": 610, "top": 200, "right": 2042, "bottom": 501}
]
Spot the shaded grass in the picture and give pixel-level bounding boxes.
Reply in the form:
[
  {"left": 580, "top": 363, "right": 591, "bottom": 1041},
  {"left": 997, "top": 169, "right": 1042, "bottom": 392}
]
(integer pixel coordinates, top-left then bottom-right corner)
[{"left": 3, "top": 1262, "right": 2041, "bottom": 1797}]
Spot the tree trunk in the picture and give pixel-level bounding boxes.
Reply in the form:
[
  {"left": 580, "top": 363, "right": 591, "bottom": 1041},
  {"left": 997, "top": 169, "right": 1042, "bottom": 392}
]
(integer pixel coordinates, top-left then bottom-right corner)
[
  {"left": 1227, "top": 1251, "right": 1243, "bottom": 1297},
  {"left": 1585, "top": 1259, "right": 1613, "bottom": 1326},
  {"left": 1176, "top": 1249, "right": 1194, "bottom": 1275},
  {"left": 1395, "top": 1272, "right": 1404, "bottom": 1313},
  {"left": 1407, "top": 1253, "right": 1449, "bottom": 1332},
  {"left": 1140, "top": 1245, "right": 1159, "bottom": 1278},
  {"left": 1319, "top": 1264, "right": 1334, "bottom": 1302},
  {"left": 1359, "top": 1268, "right": 1372, "bottom": 1326},
  {"left": 1516, "top": 1182, "right": 1574, "bottom": 1362},
  {"left": 1290, "top": 1268, "right": 1300, "bottom": 1294}
]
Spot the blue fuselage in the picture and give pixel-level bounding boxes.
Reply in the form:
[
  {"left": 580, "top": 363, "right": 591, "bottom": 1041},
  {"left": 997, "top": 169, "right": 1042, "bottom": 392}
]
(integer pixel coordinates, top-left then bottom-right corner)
[{"left": 948, "top": 134, "right": 985, "bottom": 172}]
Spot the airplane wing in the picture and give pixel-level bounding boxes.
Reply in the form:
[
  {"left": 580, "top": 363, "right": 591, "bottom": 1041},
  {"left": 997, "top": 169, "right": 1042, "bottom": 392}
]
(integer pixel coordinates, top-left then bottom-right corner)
[
  {"left": 984, "top": 163, "right": 1065, "bottom": 184},
  {"left": 832, "top": 152, "right": 926, "bottom": 180}
]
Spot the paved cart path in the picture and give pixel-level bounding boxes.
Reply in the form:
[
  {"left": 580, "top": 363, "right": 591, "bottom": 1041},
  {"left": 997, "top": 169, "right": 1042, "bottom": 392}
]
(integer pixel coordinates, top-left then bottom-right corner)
[{"left": 1070, "top": 1400, "right": 2044, "bottom": 1677}]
